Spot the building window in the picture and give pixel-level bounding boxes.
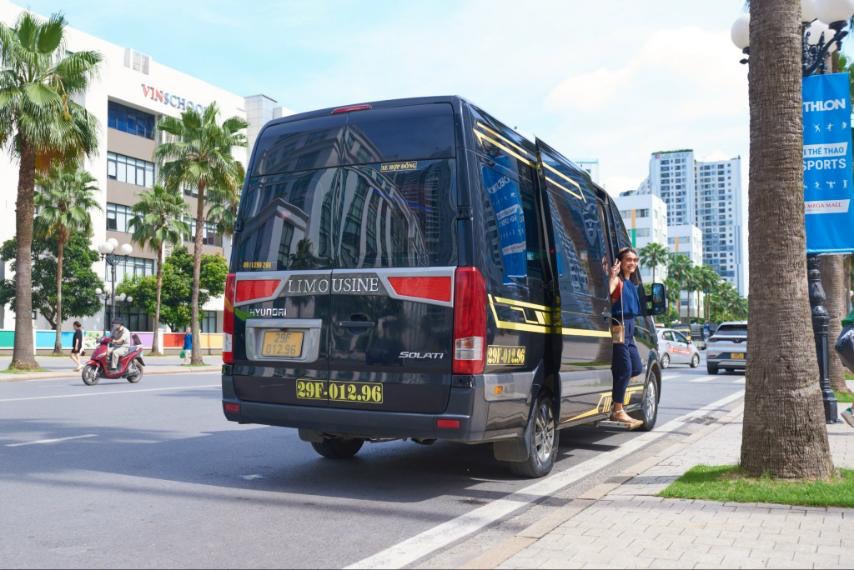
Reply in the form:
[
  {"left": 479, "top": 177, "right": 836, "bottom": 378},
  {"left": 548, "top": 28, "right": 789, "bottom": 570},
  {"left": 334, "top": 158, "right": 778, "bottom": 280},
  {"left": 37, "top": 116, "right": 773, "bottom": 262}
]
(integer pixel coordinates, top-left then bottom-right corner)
[
  {"left": 106, "top": 203, "right": 135, "bottom": 233},
  {"left": 122, "top": 309, "right": 151, "bottom": 332},
  {"left": 184, "top": 217, "right": 223, "bottom": 247},
  {"left": 106, "top": 256, "right": 155, "bottom": 284},
  {"left": 201, "top": 310, "right": 219, "bottom": 333},
  {"left": 107, "top": 152, "right": 155, "bottom": 188},
  {"left": 108, "top": 101, "right": 155, "bottom": 139}
]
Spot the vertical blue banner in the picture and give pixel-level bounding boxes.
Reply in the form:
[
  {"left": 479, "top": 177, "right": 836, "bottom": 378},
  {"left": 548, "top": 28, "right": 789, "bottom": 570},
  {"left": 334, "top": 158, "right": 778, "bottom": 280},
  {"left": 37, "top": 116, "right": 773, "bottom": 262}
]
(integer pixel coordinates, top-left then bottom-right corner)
[{"left": 803, "top": 71, "right": 854, "bottom": 253}]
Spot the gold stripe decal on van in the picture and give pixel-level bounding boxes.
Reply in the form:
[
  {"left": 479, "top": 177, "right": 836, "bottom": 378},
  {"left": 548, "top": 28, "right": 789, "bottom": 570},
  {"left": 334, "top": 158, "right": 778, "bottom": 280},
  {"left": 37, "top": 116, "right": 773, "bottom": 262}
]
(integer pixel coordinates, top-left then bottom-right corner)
[
  {"left": 563, "top": 386, "right": 645, "bottom": 423},
  {"left": 542, "top": 163, "right": 585, "bottom": 202},
  {"left": 475, "top": 122, "right": 535, "bottom": 160},
  {"left": 488, "top": 295, "right": 611, "bottom": 338},
  {"left": 474, "top": 130, "right": 536, "bottom": 167}
]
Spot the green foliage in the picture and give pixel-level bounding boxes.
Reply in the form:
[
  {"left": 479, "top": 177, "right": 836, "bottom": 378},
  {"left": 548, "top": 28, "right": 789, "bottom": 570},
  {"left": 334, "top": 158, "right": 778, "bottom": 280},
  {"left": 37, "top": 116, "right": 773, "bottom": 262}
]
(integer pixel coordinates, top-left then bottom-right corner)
[
  {"left": 117, "top": 247, "right": 227, "bottom": 331},
  {"left": 661, "top": 465, "right": 854, "bottom": 508},
  {"left": 638, "top": 242, "right": 668, "bottom": 283},
  {"left": 35, "top": 161, "right": 100, "bottom": 242},
  {"left": 0, "top": 232, "right": 103, "bottom": 328},
  {"left": 0, "top": 11, "right": 101, "bottom": 162},
  {"left": 128, "top": 185, "right": 189, "bottom": 253}
]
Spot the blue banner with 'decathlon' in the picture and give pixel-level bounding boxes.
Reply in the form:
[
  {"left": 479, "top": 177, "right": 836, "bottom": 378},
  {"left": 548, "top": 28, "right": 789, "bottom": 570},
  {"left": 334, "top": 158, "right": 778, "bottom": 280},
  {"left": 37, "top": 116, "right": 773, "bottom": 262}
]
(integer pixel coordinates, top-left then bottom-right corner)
[{"left": 803, "top": 71, "right": 854, "bottom": 253}]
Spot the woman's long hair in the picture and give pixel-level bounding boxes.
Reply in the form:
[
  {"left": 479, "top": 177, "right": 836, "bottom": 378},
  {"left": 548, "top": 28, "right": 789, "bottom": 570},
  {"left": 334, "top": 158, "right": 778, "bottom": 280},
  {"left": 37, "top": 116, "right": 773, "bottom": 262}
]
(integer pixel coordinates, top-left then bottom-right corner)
[{"left": 617, "top": 247, "right": 640, "bottom": 285}]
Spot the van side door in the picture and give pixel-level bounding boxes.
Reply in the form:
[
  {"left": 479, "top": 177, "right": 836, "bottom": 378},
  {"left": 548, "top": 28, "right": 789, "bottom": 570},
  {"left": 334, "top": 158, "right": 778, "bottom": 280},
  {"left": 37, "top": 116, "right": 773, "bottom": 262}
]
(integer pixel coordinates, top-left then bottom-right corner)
[{"left": 536, "top": 140, "right": 613, "bottom": 422}]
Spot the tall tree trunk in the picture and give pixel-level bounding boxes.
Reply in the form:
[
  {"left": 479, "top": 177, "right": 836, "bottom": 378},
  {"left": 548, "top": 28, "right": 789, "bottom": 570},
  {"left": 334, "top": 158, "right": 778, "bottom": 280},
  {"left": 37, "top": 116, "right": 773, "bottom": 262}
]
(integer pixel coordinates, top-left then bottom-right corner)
[
  {"left": 53, "top": 238, "right": 64, "bottom": 354},
  {"left": 822, "top": 255, "right": 850, "bottom": 393},
  {"left": 191, "top": 183, "right": 205, "bottom": 365},
  {"left": 153, "top": 245, "right": 164, "bottom": 356},
  {"left": 741, "top": 0, "right": 833, "bottom": 479},
  {"left": 11, "top": 142, "right": 38, "bottom": 369}
]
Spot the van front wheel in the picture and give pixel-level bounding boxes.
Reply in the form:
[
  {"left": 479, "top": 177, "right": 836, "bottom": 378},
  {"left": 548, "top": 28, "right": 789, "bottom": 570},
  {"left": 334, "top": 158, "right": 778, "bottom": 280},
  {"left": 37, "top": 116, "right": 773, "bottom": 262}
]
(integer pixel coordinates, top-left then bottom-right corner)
[
  {"left": 509, "top": 392, "right": 559, "bottom": 478},
  {"left": 311, "top": 437, "right": 364, "bottom": 459}
]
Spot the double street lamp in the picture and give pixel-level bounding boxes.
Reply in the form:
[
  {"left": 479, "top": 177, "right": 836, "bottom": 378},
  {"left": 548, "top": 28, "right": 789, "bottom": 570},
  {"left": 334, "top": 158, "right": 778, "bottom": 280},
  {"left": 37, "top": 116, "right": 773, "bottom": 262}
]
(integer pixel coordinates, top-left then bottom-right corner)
[
  {"left": 731, "top": 0, "right": 854, "bottom": 424},
  {"left": 96, "top": 238, "right": 133, "bottom": 333}
]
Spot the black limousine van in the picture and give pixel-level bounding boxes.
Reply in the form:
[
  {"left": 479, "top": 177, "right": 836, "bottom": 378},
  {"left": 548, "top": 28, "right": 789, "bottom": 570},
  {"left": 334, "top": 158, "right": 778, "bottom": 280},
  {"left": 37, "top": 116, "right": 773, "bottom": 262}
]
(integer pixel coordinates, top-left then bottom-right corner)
[{"left": 221, "top": 96, "right": 667, "bottom": 477}]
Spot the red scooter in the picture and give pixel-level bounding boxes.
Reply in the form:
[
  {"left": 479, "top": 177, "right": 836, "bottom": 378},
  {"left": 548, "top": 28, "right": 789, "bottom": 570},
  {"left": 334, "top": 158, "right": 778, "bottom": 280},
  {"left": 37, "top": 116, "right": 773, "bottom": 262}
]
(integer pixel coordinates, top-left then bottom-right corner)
[{"left": 81, "top": 336, "right": 146, "bottom": 386}]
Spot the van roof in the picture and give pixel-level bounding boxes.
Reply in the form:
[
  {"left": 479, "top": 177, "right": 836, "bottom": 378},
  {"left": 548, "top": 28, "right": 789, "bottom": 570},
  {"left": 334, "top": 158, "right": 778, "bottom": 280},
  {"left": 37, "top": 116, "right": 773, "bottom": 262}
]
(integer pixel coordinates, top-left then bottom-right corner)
[{"left": 267, "top": 95, "right": 469, "bottom": 128}]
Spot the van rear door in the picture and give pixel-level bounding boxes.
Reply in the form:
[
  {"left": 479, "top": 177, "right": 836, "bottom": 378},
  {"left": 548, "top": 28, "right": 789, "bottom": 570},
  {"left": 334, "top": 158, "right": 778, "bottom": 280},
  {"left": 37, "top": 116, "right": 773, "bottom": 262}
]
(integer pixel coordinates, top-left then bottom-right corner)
[
  {"left": 327, "top": 104, "right": 459, "bottom": 414},
  {"left": 230, "top": 115, "right": 345, "bottom": 407}
]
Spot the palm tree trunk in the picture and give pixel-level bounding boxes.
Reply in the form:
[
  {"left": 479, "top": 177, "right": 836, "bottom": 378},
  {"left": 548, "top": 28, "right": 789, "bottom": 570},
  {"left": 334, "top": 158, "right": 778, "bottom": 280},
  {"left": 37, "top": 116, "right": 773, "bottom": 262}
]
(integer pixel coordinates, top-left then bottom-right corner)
[
  {"left": 820, "top": 255, "right": 850, "bottom": 393},
  {"left": 53, "top": 238, "right": 64, "bottom": 354},
  {"left": 153, "top": 246, "right": 164, "bottom": 356},
  {"left": 741, "top": 0, "right": 833, "bottom": 479},
  {"left": 11, "top": 142, "right": 38, "bottom": 370},
  {"left": 191, "top": 182, "right": 205, "bottom": 365}
]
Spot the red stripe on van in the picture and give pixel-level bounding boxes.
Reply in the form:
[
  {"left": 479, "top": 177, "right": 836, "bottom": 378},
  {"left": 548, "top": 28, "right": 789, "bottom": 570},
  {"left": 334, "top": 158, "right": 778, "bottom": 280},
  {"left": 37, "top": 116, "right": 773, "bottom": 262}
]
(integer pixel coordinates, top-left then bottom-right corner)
[
  {"left": 387, "top": 276, "right": 452, "bottom": 303},
  {"left": 235, "top": 279, "right": 281, "bottom": 303}
]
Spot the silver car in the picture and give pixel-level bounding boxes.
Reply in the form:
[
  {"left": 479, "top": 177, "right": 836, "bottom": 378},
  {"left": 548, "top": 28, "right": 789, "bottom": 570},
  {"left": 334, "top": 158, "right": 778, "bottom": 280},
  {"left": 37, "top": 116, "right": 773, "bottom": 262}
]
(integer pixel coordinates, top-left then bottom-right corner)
[{"left": 657, "top": 328, "right": 701, "bottom": 369}]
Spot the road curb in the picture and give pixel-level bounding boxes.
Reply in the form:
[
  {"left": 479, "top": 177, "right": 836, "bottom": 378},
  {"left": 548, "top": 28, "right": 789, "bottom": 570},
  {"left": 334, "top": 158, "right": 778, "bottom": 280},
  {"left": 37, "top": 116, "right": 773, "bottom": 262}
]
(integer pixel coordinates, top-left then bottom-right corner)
[
  {"left": 0, "top": 365, "right": 221, "bottom": 382},
  {"left": 456, "top": 397, "right": 746, "bottom": 570}
]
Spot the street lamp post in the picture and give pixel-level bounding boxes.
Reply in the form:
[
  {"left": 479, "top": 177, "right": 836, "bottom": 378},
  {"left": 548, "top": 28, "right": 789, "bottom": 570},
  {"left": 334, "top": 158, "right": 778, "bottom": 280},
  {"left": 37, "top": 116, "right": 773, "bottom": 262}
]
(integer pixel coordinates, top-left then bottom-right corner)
[
  {"left": 97, "top": 238, "right": 133, "bottom": 333},
  {"left": 731, "top": 0, "right": 853, "bottom": 424}
]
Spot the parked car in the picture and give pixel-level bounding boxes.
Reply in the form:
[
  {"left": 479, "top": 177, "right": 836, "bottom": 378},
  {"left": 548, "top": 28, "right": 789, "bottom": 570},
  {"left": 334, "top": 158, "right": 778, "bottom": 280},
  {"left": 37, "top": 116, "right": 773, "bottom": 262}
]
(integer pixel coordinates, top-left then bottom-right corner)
[
  {"left": 705, "top": 321, "right": 747, "bottom": 374},
  {"left": 657, "top": 328, "right": 701, "bottom": 369}
]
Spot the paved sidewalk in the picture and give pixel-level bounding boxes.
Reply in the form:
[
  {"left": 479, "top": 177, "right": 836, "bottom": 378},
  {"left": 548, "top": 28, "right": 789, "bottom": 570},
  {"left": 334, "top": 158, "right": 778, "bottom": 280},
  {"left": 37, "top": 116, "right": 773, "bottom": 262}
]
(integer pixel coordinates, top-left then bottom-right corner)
[
  {"left": 0, "top": 354, "right": 221, "bottom": 381},
  {"left": 469, "top": 403, "right": 854, "bottom": 569}
]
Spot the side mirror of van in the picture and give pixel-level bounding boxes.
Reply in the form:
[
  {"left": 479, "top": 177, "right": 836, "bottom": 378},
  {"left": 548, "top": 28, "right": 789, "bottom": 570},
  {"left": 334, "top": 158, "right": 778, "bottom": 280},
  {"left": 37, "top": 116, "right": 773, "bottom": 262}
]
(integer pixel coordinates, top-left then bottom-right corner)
[{"left": 649, "top": 283, "right": 667, "bottom": 316}]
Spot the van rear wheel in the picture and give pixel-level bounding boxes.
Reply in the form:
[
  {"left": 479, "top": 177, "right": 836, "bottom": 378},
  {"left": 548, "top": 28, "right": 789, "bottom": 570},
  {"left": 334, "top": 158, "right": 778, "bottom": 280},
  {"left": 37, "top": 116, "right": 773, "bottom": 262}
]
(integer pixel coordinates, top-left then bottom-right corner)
[
  {"left": 509, "top": 391, "right": 558, "bottom": 478},
  {"left": 311, "top": 437, "right": 364, "bottom": 459}
]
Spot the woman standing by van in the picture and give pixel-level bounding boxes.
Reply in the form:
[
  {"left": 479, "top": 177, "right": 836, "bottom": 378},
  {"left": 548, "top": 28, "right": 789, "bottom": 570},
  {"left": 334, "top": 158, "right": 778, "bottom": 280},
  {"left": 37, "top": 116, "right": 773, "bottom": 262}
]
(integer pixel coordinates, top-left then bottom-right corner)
[{"left": 609, "top": 248, "right": 644, "bottom": 428}]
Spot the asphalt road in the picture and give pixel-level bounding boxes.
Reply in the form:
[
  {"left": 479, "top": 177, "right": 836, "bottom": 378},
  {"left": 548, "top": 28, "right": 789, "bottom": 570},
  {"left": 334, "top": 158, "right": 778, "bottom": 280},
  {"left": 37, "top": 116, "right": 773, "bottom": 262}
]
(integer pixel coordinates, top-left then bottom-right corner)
[{"left": 0, "top": 359, "right": 745, "bottom": 569}]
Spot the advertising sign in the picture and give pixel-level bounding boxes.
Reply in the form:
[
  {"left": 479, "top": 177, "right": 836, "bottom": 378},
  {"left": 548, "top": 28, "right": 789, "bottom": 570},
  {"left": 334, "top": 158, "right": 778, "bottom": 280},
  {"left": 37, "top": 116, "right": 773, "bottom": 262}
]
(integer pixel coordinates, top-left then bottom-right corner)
[{"left": 803, "top": 72, "right": 854, "bottom": 253}]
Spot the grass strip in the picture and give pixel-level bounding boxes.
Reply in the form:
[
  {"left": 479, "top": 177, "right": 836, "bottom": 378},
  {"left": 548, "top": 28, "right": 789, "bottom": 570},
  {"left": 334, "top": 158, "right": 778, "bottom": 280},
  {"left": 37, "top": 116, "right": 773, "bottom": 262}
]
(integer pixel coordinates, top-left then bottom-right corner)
[
  {"left": 2, "top": 367, "right": 49, "bottom": 374},
  {"left": 836, "top": 391, "right": 854, "bottom": 403},
  {"left": 660, "top": 465, "right": 854, "bottom": 508}
]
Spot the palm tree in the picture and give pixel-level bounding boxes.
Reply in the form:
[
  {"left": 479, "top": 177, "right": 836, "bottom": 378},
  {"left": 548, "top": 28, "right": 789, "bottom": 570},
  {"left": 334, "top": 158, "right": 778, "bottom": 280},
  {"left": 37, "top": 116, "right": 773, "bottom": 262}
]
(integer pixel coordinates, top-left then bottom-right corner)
[
  {"left": 34, "top": 161, "right": 99, "bottom": 353},
  {"left": 697, "top": 265, "right": 721, "bottom": 322},
  {"left": 0, "top": 12, "right": 101, "bottom": 369},
  {"left": 666, "top": 253, "right": 692, "bottom": 322},
  {"left": 638, "top": 242, "right": 668, "bottom": 284},
  {"left": 206, "top": 167, "right": 244, "bottom": 238},
  {"left": 740, "top": 0, "right": 832, "bottom": 479},
  {"left": 128, "top": 185, "right": 189, "bottom": 355},
  {"left": 156, "top": 103, "right": 246, "bottom": 365}
]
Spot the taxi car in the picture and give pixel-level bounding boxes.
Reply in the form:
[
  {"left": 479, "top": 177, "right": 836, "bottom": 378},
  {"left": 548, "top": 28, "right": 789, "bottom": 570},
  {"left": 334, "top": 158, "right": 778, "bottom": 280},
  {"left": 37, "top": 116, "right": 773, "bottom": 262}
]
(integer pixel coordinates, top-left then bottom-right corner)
[{"left": 657, "top": 328, "right": 700, "bottom": 369}]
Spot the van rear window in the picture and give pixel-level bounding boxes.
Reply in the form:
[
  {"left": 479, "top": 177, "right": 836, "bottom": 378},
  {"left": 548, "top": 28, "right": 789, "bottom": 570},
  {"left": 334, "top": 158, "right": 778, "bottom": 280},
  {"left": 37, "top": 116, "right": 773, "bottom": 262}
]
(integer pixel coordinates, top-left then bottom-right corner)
[{"left": 250, "top": 104, "right": 455, "bottom": 177}]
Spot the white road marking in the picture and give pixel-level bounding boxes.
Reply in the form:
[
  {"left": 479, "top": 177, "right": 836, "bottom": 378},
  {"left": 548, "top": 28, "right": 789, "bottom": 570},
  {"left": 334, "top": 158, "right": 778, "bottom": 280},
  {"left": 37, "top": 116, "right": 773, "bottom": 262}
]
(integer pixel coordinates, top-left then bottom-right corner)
[
  {"left": 6, "top": 434, "right": 98, "bottom": 447},
  {"left": 733, "top": 378, "right": 746, "bottom": 384},
  {"left": 241, "top": 474, "right": 264, "bottom": 481},
  {"left": 0, "top": 384, "right": 220, "bottom": 403},
  {"left": 690, "top": 376, "right": 719, "bottom": 383},
  {"left": 346, "top": 390, "right": 745, "bottom": 570}
]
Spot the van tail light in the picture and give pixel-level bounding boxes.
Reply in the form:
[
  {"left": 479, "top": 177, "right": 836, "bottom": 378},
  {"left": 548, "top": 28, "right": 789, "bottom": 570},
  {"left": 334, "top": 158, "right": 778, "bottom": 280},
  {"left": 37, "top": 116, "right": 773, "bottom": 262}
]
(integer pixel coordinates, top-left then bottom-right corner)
[
  {"left": 223, "top": 273, "right": 236, "bottom": 364},
  {"left": 453, "top": 267, "right": 487, "bottom": 375}
]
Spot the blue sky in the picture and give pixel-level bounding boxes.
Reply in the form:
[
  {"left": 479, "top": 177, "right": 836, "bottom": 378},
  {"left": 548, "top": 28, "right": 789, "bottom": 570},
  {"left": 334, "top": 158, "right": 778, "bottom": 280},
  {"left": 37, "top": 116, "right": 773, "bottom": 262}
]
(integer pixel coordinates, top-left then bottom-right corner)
[{"left": 19, "top": 0, "right": 751, "bottom": 193}]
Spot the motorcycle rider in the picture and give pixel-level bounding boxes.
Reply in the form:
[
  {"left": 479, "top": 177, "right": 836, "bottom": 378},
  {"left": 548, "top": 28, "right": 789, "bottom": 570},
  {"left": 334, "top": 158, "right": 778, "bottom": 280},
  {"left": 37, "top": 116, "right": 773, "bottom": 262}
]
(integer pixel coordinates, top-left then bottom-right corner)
[{"left": 108, "top": 319, "right": 130, "bottom": 371}]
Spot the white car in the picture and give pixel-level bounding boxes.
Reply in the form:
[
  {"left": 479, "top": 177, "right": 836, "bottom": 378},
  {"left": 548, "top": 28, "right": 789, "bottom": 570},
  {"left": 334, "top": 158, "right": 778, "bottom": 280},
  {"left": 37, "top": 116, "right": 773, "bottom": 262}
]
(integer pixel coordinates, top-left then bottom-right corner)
[
  {"left": 705, "top": 321, "right": 747, "bottom": 374},
  {"left": 657, "top": 328, "right": 701, "bottom": 369}
]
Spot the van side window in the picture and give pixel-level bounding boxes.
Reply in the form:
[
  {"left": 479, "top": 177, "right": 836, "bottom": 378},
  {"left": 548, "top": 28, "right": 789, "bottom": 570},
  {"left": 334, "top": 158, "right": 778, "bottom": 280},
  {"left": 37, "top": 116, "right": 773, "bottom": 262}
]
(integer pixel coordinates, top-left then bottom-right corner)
[
  {"left": 545, "top": 187, "right": 610, "bottom": 300},
  {"left": 478, "top": 156, "right": 544, "bottom": 286}
]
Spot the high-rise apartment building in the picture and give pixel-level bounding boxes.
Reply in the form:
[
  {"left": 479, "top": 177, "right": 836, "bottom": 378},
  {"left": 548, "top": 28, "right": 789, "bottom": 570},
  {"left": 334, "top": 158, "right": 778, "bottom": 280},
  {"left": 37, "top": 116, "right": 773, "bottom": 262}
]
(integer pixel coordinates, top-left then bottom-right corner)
[
  {"left": 646, "top": 149, "right": 747, "bottom": 296},
  {"left": 614, "top": 191, "right": 667, "bottom": 284},
  {"left": 0, "top": 1, "right": 287, "bottom": 333}
]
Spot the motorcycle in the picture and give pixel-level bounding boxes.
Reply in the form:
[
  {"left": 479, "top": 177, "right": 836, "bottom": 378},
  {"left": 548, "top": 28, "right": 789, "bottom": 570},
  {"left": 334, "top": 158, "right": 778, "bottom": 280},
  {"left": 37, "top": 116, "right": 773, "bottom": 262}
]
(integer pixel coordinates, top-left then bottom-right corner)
[{"left": 81, "top": 336, "right": 146, "bottom": 386}]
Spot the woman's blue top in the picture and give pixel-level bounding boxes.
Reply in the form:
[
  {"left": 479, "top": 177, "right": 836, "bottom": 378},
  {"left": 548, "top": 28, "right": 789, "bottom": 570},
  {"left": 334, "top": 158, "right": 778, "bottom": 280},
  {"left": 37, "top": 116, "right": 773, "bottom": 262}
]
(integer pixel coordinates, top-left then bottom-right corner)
[{"left": 612, "top": 278, "right": 641, "bottom": 320}]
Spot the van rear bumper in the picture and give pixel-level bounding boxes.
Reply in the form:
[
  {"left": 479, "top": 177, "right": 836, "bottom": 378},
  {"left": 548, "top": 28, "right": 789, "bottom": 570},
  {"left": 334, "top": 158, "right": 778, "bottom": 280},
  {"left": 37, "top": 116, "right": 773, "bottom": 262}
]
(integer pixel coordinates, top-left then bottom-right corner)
[{"left": 221, "top": 374, "right": 500, "bottom": 442}]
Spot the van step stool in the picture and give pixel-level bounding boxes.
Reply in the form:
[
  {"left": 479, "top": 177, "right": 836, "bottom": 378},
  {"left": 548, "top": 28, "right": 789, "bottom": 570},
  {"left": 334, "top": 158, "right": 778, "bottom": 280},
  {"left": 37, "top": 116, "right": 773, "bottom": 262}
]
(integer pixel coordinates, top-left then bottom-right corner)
[{"left": 595, "top": 420, "right": 637, "bottom": 431}]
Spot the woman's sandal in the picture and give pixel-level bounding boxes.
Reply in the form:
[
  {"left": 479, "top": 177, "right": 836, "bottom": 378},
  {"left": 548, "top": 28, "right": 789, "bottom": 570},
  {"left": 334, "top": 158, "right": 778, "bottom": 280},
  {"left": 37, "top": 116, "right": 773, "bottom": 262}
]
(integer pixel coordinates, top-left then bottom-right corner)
[{"left": 610, "top": 409, "right": 643, "bottom": 429}]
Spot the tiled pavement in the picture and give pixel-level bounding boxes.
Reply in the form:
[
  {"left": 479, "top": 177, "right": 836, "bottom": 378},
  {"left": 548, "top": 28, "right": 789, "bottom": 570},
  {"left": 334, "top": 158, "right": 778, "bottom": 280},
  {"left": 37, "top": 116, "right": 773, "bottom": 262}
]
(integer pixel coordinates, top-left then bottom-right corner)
[{"left": 479, "top": 403, "right": 854, "bottom": 569}]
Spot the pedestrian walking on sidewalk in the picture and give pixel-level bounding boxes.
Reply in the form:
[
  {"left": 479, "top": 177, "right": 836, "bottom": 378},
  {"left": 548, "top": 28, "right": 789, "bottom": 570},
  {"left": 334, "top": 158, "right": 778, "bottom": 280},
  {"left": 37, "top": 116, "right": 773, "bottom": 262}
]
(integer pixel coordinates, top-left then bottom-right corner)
[
  {"left": 608, "top": 247, "right": 644, "bottom": 429},
  {"left": 182, "top": 327, "right": 192, "bottom": 364},
  {"left": 70, "top": 321, "right": 84, "bottom": 372}
]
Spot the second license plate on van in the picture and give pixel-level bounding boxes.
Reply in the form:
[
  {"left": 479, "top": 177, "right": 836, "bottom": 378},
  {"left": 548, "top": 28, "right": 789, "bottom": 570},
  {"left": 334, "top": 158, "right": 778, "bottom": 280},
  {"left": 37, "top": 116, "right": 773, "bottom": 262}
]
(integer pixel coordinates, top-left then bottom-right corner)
[{"left": 261, "top": 330, "right": 304, "bottom": 357}]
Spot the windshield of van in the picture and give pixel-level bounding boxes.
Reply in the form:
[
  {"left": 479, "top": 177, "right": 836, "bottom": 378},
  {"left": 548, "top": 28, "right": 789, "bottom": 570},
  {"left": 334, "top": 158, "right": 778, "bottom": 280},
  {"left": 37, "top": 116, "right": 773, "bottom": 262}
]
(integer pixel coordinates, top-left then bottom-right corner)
[{"left": 234, "top": 104, "right": 457, "bottom": 271}]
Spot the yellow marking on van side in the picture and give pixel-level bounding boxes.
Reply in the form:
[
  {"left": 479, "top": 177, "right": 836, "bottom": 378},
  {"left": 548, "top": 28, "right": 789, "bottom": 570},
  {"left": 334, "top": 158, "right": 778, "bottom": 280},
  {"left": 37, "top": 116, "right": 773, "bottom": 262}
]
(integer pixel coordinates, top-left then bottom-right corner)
[
  {"left": 563, "top": 386, "right": 645, "bottom": 423},
  {"left": 473, "top": 130, "right": 536, "bottom": 167},
  {"left": 475, "top": 122, "right": 534, "bottom": 159},
  {"left": 560, "top": 328, "right": 611, "bottom": 338},
  {"left": 542, "top": 163, "right": 585, "bottom": 201},
  {"left": 492, "top": 296, "right": 549, "bottom": 311},
  {"left": 489, "top": 296, "right": 612, "bottom": 338}
]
